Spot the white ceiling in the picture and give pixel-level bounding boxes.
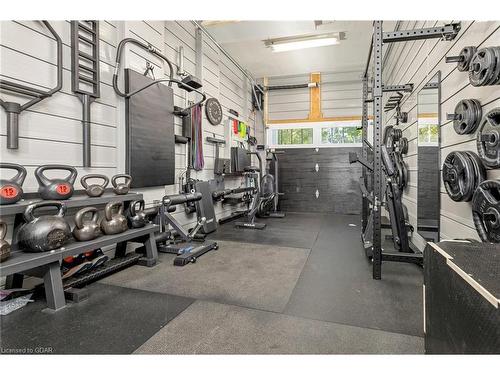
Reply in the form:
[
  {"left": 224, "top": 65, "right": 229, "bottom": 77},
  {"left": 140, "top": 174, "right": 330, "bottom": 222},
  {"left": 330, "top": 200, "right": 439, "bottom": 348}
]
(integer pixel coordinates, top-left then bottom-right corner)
[{"left": 203, "top": 21, "right": 398, "bottom": 78}]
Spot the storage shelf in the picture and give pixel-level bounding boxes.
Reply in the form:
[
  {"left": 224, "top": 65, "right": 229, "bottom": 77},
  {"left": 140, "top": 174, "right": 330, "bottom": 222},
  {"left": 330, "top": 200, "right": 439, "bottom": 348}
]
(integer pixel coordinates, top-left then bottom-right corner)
[{"left": 0, "top": 191, "right": 143, "bottom": 216}]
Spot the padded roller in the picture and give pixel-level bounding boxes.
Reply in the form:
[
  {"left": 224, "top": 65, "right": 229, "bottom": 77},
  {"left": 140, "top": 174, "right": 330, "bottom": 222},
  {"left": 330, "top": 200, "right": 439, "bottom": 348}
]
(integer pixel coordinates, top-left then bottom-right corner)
[{"left": 163, "top": 192, "right": 202, "bottom": 207}]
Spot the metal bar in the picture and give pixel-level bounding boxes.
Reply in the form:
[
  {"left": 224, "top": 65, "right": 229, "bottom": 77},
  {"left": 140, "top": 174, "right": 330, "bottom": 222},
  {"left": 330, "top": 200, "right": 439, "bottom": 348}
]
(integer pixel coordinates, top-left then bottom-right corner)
[
  {"left": 361, "top": 77, "right": 369, "bottom": 232},
  {"left": 191, "top": 21, "right": 259, "bottom": 89},
  {"left": 372, "top": 21, "right": 383, "bottom": 280},
  {"left": 78, "top": 51, "right": 96, "bottom": 62},
  {"left": 0, "top": 79, "right": 49, "bottom": 97},
  {"left": 368, "top": 83, "right": 413, "bottom": 93},
  {"left": 81, "top": 94, "right": 92, "bottom": 167},
  {"left": 363, "top": 36, "right": 373, "bottom": 78},
  {"left": 78, "top": 64, "right": 97, "bottom": 75},
  {"left": 77, "top": 21, "right": 97, "bottom": 35},
  {"left": 381, "top": 252, "right": 423, "bottom": 265},
  {"left": 383, "top": 23, "right": 460, "bottom": 43}
]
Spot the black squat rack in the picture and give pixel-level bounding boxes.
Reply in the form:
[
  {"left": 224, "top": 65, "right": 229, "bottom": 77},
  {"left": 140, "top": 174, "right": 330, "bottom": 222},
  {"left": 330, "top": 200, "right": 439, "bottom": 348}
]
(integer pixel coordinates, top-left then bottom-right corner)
[{"left": 362, "top": 21, "right": 461, "bottom": 279}]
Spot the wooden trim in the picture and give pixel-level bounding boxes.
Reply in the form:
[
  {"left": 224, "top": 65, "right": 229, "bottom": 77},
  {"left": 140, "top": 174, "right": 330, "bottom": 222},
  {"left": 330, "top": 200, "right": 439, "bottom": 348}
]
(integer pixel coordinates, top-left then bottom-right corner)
[
  {"left": 266, "top": 115, "right": 373, "bottom": 126},
  {"left": 308, "top": 72, "right": 322, "bottom": 121},
  {"left": 417, "top": 113, "right": 438, "bottom": 118}
]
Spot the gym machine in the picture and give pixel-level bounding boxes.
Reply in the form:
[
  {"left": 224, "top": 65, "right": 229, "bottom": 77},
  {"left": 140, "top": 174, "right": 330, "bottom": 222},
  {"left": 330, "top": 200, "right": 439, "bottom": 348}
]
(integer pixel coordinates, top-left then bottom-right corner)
[
  {"left": 257, "top": 146, "right": 285, "bottom": 218},
  {"left": 157, "top": 192, "right": 218, "bottom": 266},
  {"left": 234, "top": 151, "right": 266, "bottom": 230},
  {"left": 362, "top": 21, "right": 460, "bottom": 279}
]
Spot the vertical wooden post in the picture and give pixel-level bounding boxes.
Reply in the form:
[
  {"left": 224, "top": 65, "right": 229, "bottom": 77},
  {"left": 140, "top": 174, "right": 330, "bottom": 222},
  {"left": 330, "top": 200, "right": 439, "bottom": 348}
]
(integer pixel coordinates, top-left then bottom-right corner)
[{"left": 308, "top": 72, "right": 322, "bottom": 121}]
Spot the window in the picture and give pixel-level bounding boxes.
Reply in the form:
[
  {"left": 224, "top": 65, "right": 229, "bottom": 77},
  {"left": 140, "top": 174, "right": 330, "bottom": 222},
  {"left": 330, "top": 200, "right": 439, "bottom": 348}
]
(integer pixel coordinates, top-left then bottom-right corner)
[
  {"left": 418, "top": 123, "right": 439, "bottom": 144},
  {"left": 276, "top": 128, "right": 313, "bottom": 145},
  {"left": 267, "top": 121, "right": 363, "bottom": 148},
  {"left": 321, "top": 126, "right": 362, "bottom": 145}
]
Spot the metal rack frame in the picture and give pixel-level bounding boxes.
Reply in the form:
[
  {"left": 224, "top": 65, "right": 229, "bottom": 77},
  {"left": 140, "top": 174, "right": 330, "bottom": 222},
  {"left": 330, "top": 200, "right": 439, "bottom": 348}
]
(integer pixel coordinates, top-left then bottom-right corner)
[{"left": 362, "top": 21, "right": 460, "bottom": 279}]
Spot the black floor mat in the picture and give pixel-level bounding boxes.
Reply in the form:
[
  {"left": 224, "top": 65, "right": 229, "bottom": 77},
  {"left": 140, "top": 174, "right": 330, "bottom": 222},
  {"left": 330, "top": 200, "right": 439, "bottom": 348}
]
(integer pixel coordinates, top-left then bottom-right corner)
[
  {"left": 284, "top": 214, "right": 424, "bottom": 337},
  {"left": 0, "top": 283, "right": 194, "bottom": 354},
  {"left": 209, "top": 212, "right": 322, "bottom": 249}
]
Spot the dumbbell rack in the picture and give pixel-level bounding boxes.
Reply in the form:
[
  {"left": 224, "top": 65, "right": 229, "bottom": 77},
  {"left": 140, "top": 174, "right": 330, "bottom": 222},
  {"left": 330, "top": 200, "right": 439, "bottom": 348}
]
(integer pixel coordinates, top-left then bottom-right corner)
[{"left": 0, "top": 191, "right": 159, "bottom": 311}]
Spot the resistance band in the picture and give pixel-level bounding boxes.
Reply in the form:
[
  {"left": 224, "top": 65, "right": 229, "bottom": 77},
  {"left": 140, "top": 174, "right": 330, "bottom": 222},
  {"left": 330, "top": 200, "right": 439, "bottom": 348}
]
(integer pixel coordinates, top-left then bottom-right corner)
[{"left": 191, "top": 104, "right": 204, "bottom": 171}]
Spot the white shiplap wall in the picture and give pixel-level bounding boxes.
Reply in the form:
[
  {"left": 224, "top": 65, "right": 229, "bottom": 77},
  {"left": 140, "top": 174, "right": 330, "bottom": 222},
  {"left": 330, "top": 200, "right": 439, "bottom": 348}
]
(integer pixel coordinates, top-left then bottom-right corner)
[
  {"left": 267, "top": 71, "right": 362, "bottom": 121},
  {"left": 382, "top": 20, "right": 500, "bottom": 248},
  {"left": 0, "top": 20, "right": 261, "bottom": 240}
]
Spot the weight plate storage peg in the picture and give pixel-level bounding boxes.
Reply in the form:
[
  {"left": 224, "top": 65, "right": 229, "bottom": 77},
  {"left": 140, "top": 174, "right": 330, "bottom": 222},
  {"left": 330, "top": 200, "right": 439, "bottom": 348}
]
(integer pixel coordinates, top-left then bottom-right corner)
[
  {"left": 73, "top": 207, "right": 102, "bottom": 241},
  {"left": 17, "top": 201, "right": 71, "bottom": 252},
  {"left": 477, "top": 107, "right": 500, "bottom": 168},
  {"left": 0, "top": 163, "right": 27, "bottom": 205},
  {"left": 469, "top": 48, "right": 497, "bottom": 87},
  {"left": 442, "top": 151, "right": 476, "bottom": 202},
  {"left": 35, "top": 164, "right": 77, "bottom": 200},
  {"left": 81, "top": 174, "right": 109, "bottom": 197},
  {"left": 450, "top": 99, "right": 482, "bottom": 135},
  {"left": 111, "top": 174, "right": 132, "bottom": 195},
  {"left": 472, "top": 179, "right": 500, "bottom": 243},
  {"left": 0, "top": 220, "right": 11, "bottom": 262},
  {"left": 456, "top": 46, "right": 477, "bottom": 71},
  {"left": 100, "top": 201, "right": 128, "bottom": 235}
]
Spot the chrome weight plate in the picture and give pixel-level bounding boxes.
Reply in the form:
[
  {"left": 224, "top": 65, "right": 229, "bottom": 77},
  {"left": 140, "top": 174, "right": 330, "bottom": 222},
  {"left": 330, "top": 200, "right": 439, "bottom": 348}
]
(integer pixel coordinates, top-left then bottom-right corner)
[{"left": 477, "top": 108, "right": 500, "bottom": 168}]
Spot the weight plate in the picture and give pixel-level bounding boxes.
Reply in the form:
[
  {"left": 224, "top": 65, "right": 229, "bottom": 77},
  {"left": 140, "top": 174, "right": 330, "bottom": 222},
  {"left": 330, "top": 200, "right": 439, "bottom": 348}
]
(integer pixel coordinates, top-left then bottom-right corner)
[
  {"left": 472, "top": 179, "right": 500, "bottom": 243},
  {"left": 442, "top": 151, "right": 475, "bottom": 202},
  {"left": 486, "top": 46, "right": 500, "bottom": 85},
  {"left": 392, "top": 128, "right": 402, "bottom": 142},
  {"left": 457, "top": 46, "right": 477, "bottom": 72},
  {"left": 477, "top": 107, "right": 500, "bottom": 168},
  {"left": 205, "top": 97, "right": 223, "bottom": 125},
  {"left": 491, "top": 46, "right": 500, "bottom": 85},
  {"left": 469, "top": 48, "right": 496, "bottom": 87},
  {"left": 399, "top": 137, "right": 409, "bottom": 155},
  {"left": 465, "top": 151, "right": 487, "bottom": 201},
  {"left": 453, "top": 99, "right": 482, "bottom": 135}
]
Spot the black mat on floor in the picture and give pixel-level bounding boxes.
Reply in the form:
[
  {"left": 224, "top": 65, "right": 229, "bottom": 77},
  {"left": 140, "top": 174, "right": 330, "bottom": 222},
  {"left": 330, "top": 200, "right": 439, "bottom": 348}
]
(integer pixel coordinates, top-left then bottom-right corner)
[
  {"left": 135, "top": 300, "right": 423, "bottom": 354},
  {"left": 0, "top": 283, "right": 193, "bottom": 354},
  {"left": 209, "top": 212, "right": 322, "bottom": 249},
  {"left": 284, "top": 214, "right": 424, "bottom": 337}
]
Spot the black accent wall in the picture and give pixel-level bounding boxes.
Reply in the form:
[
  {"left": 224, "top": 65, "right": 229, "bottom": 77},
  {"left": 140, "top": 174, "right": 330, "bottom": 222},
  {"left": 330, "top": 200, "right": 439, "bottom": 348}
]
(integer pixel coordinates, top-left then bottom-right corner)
[{"left": 276, "top": 147, "right": 362, "bottom": 214}]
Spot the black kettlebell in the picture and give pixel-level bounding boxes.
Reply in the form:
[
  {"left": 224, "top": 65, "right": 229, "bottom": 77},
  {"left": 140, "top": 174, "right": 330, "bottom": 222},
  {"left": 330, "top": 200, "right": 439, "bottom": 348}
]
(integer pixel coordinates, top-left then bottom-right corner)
[
  {"left": 0, "top": 163, "right": 27, "bottom": 205},
  {"left": 0, "top": 220, "right": 11, "bottom": 262},
  {"left": 17, "top": 201, "right": 71, "bottom": 253},
  {"left": 101, "top": 201, "right": 128, "bottom": 235},
  {"left": 111, "top": 174, "right": 132, "bottom": 195},
  {"left": 35, "top": 164, "right": 78, "bottom": 200},
  {"left": 73, "top": 207, "right": 102, "bottom": 241},
  {"left": 127, "top": 199, "right": 148, "bottom": 228},
  {"left": 81, "top": 174, "right": 109, "bottom": 198}
]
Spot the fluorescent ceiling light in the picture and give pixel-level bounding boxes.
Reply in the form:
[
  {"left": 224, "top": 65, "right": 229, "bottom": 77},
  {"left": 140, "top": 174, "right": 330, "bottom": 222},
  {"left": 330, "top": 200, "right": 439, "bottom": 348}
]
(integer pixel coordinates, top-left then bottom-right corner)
[{"left": 265, "top": 32, "right": 344, "bottom": 53}]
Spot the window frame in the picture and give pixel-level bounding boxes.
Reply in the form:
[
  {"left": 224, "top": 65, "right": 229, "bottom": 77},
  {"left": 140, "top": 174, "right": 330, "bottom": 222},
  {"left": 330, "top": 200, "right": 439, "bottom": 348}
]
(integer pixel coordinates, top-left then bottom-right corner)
[{"left": 266, "top": 120, "right": 363, "bottom": 149}]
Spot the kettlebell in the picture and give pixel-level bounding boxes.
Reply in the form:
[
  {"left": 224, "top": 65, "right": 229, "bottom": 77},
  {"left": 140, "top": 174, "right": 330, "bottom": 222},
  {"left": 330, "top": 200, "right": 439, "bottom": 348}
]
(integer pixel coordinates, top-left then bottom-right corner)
[
  {"left": 111, "top": 174, "right": 132, "bottom": 195},
  {"left": 35, "top": 164, "right": 78, "bottom": 200},
  {"left": 127, "top": 199, "right": 148, "bottom": 228},
  {"left": 0, "top": 220, "right": 11, "bottom": 262},
  {"left": 0, "top": 163, "right": 27, "bottom": 205},
  {"left": 17, "top": 201, "right": 71, "bottom": 253},
  {"left": 81, "top": 174, "right": 109, "bottom": 198},
  {"left": 73, "top": 207, "right": 102, "bottom": 241},
  {"left": 101, "top": 201, "right": 128, "bottom": 235}
]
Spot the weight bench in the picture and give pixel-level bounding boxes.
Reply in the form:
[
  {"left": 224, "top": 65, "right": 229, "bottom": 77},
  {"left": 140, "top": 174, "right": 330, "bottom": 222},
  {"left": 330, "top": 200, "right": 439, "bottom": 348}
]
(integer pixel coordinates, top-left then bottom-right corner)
[{"left": 0, "top": 224, "right": 159, "bottom": 312}]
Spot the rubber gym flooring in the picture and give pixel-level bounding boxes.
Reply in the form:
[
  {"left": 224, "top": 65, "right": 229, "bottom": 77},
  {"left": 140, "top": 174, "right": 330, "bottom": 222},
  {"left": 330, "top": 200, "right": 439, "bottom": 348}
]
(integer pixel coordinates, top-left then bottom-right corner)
[{"left": 0, "top": 213, "right": 424, "bottom": 354}]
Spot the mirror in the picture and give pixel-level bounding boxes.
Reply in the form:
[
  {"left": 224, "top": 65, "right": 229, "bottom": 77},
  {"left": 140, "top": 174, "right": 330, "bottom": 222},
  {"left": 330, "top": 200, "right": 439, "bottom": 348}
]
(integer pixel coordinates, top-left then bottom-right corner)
[{"left": 417, "top": 71, "right": 441, "bottom": 242}]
